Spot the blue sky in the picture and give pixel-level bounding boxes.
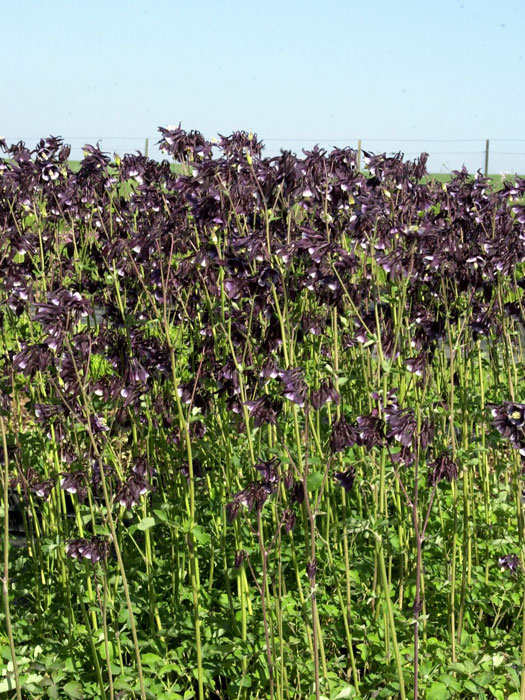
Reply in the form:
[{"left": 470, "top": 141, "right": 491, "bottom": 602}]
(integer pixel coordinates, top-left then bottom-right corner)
[{"left": 1, "top": 0, "right": 524, "bottom": 172}]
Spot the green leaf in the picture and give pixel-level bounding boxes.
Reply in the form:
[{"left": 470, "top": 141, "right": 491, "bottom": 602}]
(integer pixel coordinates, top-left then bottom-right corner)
[
  {"left": 426, "top": 682, "right": 450, "bottom": 700},
  {"left": 24, "top": 673, "right": 44, "bottom": 684},
  {"left": 463, "top": 681, "right": 479, "bottom": 693},
  {"left": 490, "top": 689, "right": 505, "bottom": 700},
  {"left": 137, "top": 517, "right": 156, "bottom": 531},
  {"left": 98, "top": 640, "right": 115, "bottom": 661},
  {"left": 307, "top": 471, "right": 324, "bottom": 492},
  {"left": 0, "top": 679, "right": 15, "bottom": 694},
  {"left": 334, "top": 686, "right": 356, "bottom": 698},
  {"left": 492, "top": 653, "right": 505, "bottom": 668},
  {"left": 63, "top": 680, "right": 84, "bottom": 699},
  {"left": 192, "top": 525, "right": 210, "bottom": 545},
  {"left": 141, "top": 653, "right": 163, "bottom": 667}
]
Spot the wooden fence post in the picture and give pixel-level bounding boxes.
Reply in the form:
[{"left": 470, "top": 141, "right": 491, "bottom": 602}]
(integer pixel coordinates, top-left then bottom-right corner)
[
  {"left": 357, "top": 139, "right": 362, "bottom": 172},
  {"left": 145, "top": 138, "right": 149, "bottom": 157},
  {"left": 484, "top": 139, "right": 489, "bottom": 176}
]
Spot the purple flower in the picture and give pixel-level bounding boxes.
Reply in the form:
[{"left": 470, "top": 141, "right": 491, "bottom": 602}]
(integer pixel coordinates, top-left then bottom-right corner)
[
  {"left": 31, "top": 480, "right": 55, "bottom": 500},
  {"left": 245, "top": 395, "right": 281, "bottom": 427},
  {"left": 115, "top": 473, "right": 153, "bottom": 509},
  {"left": 278, "top": 368, "right": 309, "bottom": 408},
  {"left": 498, "top": 554, "right": 520, "bottom": 573},
  {"left": 60, "top": 471, "right": 87, "bottom": 496},
  {"left": 310, "top": 380, "right": 340, "bottom": 410},
  {"left": 385, "top": 407, "right": 417, "bottom": 448},
  {"left": 334, "top": 467, "right": 355, "bottom": 492},
  {"left": 427, "top": 453, "right": 458, "bottom": 486},
  {"left": 66, "top": 537, "right": 110, "bottom": 563},
  {"left": 330, "top": 417, "right": 359, "bottom": 453},
  {"left": 489, "top": 402, "right": 525, "bottom": 453}
]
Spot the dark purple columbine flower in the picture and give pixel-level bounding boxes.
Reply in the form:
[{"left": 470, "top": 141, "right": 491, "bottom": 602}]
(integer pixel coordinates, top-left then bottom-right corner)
[
  {"left": 301, "top": 313, "right": 326, "bottom": 337},
  {"left": 234, "top": 550, "right": 247, "bottom": 569},
  {"left": 406, "top": 353, "right": 428, "bottom": 377},
  {"left": 179, "top": 459, "right": 204, "bottom": 482},
  {"left": 278, "top": 368, "right": 309, "bottom": 408},
  {"left": 226, "top": 499, "right": 241, "bottom": 524},
  {"left": 306, "top": 558, "right": 317, "bottom": 582},
  {"left": 33, "top": 402, "right": 64, "bottom": 423},
  {"left": 158, "top": 124, "right": 212, "bottom": 160},
  {"left": 13, "top": 344, "right": 53, "bottom": 377},
  {"left": 226, "top": 482, "right": 273, "bottom": 521},
  {"left": 498, "top": 554, "right": 520, "bottom": 573},
  {"left": 334, "top": 467, "right": 355, "bottom": 492},
  {"left": 255, "top": 458, "right": 280, "bottom": 485},
  {"left": 223, "top": 278, "right": 243, "bottom": 300},
  {"left": 66, "top": 537, "right": 110, "bottom": 563},
  {"left": 31, "top": 479, "right": 55, "bottom": 500},
  {"left": 60, "top": 471, "right": 87, "bottom": 495},
  {"left": 126, "top": 358, "right": 150, "bottom": 385},
  {"left": 120, "top": 385, "right": 146, "bottom": 409},
  {"left": 427, "top": 453, "right": 458, "bottom": 486},
  {"left": 132, "top": 455, "right": 157, "bottom": 479},
  {"left": 290, "top": 480, "right": 305, "bottom": 505},
  {"left": 283, "top": 508, "right": 296, "bottom": 534},
  {"left": 310, "top": 379, "right": 340, "bottom": 410},
  {"left": 218, "top": 130, "right": 264, "bottom": 158},
  {"left": 489, "top": 402, "right": 525, "bottom": 453},
  {"left": 330, "top": 417, "right": 359, "bottom": 453},
  {"left": 470, "top": 320, "right": 490, "bottom": 341},
  {"left": 89, "top": 414, "right": 109, "bottom": 434},
  {"left": 385, "top": 407, "right": 417, "bottom": 448},
  {"left": 257, "top": 266, "right": 280, "bottom": 289},
  {"left": 259, "top": 359, "right": 281, "bottom": 381},
  {"left": 177, "top": 382, "right": 194, "bottom": 404},
  {"left": 114, "top": 473, "right": 153, "bottom": 509},
  {"left": 91, "top": 460, "right": 115, "bottom": 488},
  {"left": 356, "top": 413, "right": 385, "bottom": 451},
  {"left": 245, "top": 395, "right": 281, "bottom": 427},
  {"left": 390, "top": 446, "right": 415, "bottom": 467}
]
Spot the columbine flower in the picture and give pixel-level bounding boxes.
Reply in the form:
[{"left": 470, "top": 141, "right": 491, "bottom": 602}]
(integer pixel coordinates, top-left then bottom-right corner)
[
  {"left": 385, "top": 407, "right": 417, "bottom": 448},
  {"left": 115, "top": 473, "right": 153, "bottom": 509},
  {"left": 282, "top": 508, "right": 296, "bottom": 534},
  {"left": 310, "top": 380, "right": 340, "bottom": 410},
  {"left": 330, "top": 417, "right": 359, "bottom": 453},
  {"left": 406, "top": 353, "right": 428, "bottom": 377},
  {"left": 60, "top": 471, "right": 87, "bottom": 495},
  {"left": 234, "top": 550, "right": 247, "bottom": 569},
  {"left": 356, "top": 412, "right": 385, "bottom": 450},
  {"left": 245, "top": 395, "right": 281, "bottom": 427},
  {"left": 66, "top": 537, "right": 110, "bottom": 563},
  {"left": 489, "top": 402, "right": 525, "bottom": 453},
  {"left": 31, "top": 480, "right": 55, "bottom": 500},
  {"left": 427, "top": 453, "right": 458, "bottom": 485},
  {"left": 226, "top": 483, "right": 273, "bottom": 521},
  {"left": 279, "top": 368, "right": 309, "bottom": 408},
  {"left": 498, "top": 554, "right": 520, "bottom": 573},
  {"left": 255, "top": 458, "right": 280, "bottom": 485},
  {"left": 13, "top": 344, "right": 53, "bottom": 376},
  {"left": 334, "top": 467, "right": 355, "bottom": 492}
]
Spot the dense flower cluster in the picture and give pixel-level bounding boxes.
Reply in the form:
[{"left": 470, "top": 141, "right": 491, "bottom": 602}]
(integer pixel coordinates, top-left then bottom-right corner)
[{"left": 1, "top": 128, "right": 523, "bottom": 576}]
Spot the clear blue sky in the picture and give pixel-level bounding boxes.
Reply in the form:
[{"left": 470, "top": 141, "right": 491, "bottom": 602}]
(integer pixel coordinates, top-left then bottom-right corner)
[{"left": 2, "top": 0, "right": 524, "bottom": 172}]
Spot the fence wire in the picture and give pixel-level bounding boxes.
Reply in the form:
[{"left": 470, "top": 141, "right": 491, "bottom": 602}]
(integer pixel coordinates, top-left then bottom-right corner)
[{"left": 3, "top": 135, "right": 524, "bottom": 175}]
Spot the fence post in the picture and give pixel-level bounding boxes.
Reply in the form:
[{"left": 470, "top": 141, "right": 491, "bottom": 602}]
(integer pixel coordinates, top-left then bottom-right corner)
[
  {"left": 357, "top": 139, "right": 362, "bottom": 172},
  {"left": 144, "top": 138, "right": 149, "bottom": 157},
  {"left": 484, "top": 139, "right": 489, "bottom": 176}
]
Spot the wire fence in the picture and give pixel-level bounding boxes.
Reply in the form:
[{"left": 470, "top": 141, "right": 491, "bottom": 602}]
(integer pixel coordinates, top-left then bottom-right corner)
[{"left": 3, "top": 135, "right": 525, "bottom": 175}]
